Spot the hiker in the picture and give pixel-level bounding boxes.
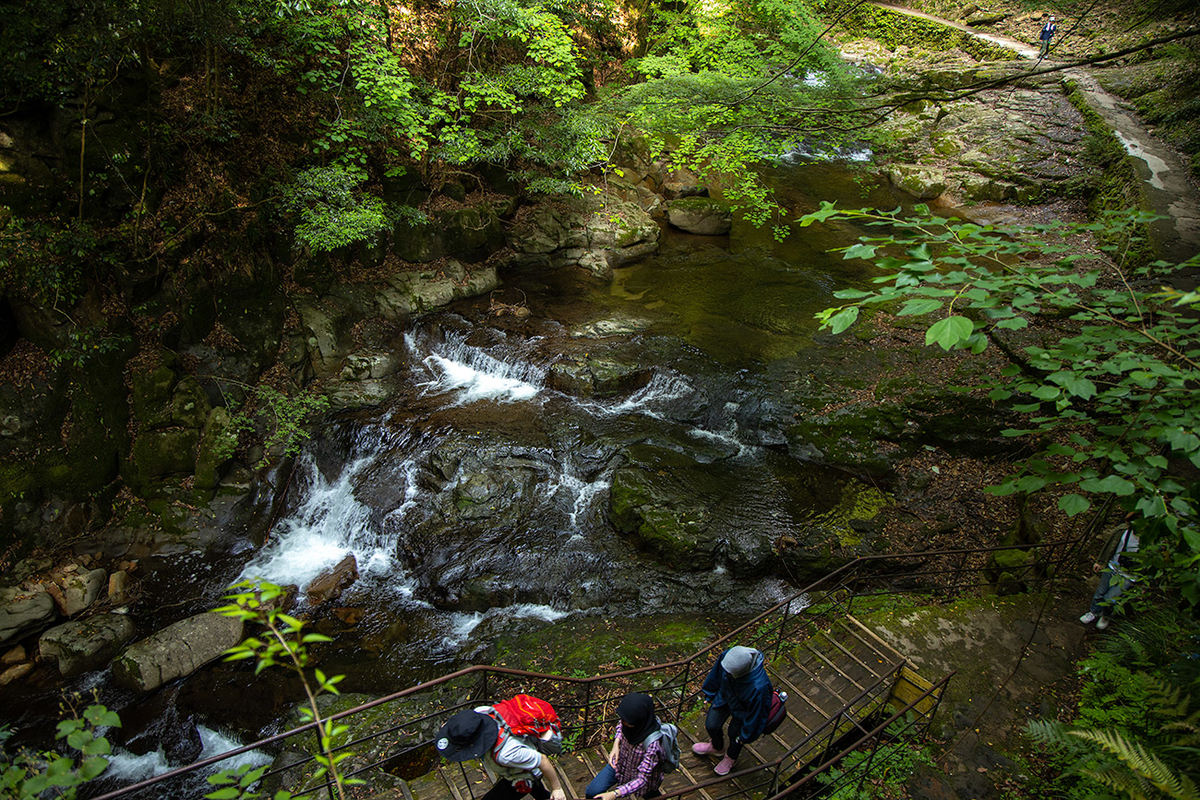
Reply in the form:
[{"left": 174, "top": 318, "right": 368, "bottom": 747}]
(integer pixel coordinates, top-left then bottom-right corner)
[
  {"left": 435, "top": 705, "right": 567, "bottom": 800},
  {"left": 1038, "top": 15, "right": 1058, "bottom": 58},
  {"left": 586, "top": 693, "right": 673, "bottom": 800},
  {"left": 1080, "top": 516, "right": 1140, "bottom": 631},
  {"left": 691, "top": 645, "right": 784, "bottom": 776}
]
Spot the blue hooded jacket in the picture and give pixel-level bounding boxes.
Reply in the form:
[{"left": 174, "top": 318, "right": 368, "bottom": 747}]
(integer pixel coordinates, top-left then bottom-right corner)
[{"left": 700, "top": 647, "right": 773, "bottom": 743}]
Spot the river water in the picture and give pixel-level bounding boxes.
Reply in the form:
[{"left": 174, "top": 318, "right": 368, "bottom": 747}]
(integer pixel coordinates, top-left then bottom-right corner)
[{"left": 8, "top": 159, "right": 919, "bottom": 788}]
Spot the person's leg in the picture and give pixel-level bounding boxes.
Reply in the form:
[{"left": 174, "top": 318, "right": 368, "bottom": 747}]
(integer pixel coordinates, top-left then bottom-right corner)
[
  {"left": 1097, "top": 576, "right": 1132, "bottom": 615},
  {"left": 481, "top": 780, "right": 521, "bottom": 800},
  {"left": 585, "top": 764, "right": 618, "bottom": 799},
  {"left": 705, "top": 705, "right": 732, "bottom": 751},
  {"left": 529, "top": 779, "right": 551, "bottom": 800},
  {"left": 725, "top": 716, "right": 745, "bottom": 761},
  {"left": 1089, "top": 571, "right": 1115, "bottom": 615}
]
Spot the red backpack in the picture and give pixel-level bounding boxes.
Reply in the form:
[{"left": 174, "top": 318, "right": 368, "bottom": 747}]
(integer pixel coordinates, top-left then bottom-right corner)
[{"left": 488, "top": 695, "right": 563, "bottom": 755}]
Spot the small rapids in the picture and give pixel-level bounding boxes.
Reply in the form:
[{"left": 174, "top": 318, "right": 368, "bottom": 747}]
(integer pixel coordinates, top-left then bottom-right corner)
[{"left": 3, "top": 160, "right": 922, "bottom": 789}]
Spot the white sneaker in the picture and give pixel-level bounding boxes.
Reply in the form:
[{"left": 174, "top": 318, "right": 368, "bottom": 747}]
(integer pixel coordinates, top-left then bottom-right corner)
[
  {"left": 1080, "top": 612, "right": 1098, "bottom": 624},
  {"left": 1096, "top": 616, "right": 1111, "bottom": 630}
]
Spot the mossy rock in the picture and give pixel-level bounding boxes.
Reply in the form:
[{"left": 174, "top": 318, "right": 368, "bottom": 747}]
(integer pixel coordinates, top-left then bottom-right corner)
[
  {"left": 127, "top": 428, "right": 201, "bottom": 490},
  {"left": 609, "top": 446, "right": 719, "bottom": 571},
  {"left": 493, "top": 613, "right": 718, "bottom": 676},
  {"left": 666, "top": 197, "right": 734, "bottom": 235},
  {"left": 170, "top": 377, "right": 211, "bottom": 429},
  {"left": 194, "top": 407, "right": 236, "bottom": 493},
  {"left": 131, "top": 361, "right": 178, "bottom": 428}
]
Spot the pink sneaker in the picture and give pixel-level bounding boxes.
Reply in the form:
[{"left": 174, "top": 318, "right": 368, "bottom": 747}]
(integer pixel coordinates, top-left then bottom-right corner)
[
  {"left": 691, "top": 742, "right": 723, "bottom": 756},
  {"left": 714, "top": 755, "right": 737, "bottom": 775}
]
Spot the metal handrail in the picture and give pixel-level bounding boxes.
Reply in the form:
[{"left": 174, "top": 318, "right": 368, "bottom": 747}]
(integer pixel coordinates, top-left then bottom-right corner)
[{"left": 91, "top": 539, "right": 1079, "bottom": 800}]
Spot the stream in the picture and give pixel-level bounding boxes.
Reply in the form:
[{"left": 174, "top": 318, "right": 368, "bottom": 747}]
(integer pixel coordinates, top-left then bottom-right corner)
[{"left": 7, "top": 159, "right": 923, "bottom": 790}]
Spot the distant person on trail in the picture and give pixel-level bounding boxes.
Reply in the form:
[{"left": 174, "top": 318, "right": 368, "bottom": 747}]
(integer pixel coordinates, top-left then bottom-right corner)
[
  {"left": 436, "top": 703, "right": 567, "bottom": 800},
  {"left": 1038, "top": 15, "right": 1058, "bottom": 58},
  {"left": 1080, "top": 516, "right": 1140, "bottom": 631},
  {"left": 586, "top": 693, "right": 671, "bottom": 800},
  {"left": 691, "top": 646, "right": 786, "bottom": 776}
]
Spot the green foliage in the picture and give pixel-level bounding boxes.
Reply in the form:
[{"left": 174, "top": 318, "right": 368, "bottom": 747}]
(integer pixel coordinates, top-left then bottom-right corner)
[
  {"left": 222, "top": 383, "right": 329, "bottom": 467},
  {"left": 596, "top": 0, "right": 869, "bottom": 227},
  {"left": 48, "top": 325, "right": 132, "bottom": 370},
  {"left": 204, "top": 763, "right": 303, "bottom": 800},
  {"left": 0, "top": 217, "right": 119, "bottom": 307},
  {"left": 216, "top": 581, "right": 356, "bottom": 800},
  {"left": 281, "top": 166, "right": 391, "bottom": 253},
  {"left": 816, "top": 741, "right": 935, "bottom": 799},
  {"left": 807, "top": 204, "right": 1200, "bottom": 605},
  {"left": 1025, "top": 612, "right": 1200, "bottom": 800},
  {"left": 0, "top": 699, "right": 120, "bottom": 800}
]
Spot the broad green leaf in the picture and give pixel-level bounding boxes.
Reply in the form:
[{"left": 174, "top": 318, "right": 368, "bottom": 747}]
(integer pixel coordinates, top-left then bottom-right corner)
[
  {"left": 826, "top": 306, "right": 859, "bottom": 334},
  {"left": 897, "top": 298, "right": 942, "bottom": 316},
  {"left": 1079, "top": 475, "right": 1136, "bottom": 495},
  {"left": 925, "top": 316, "right": 973, "bottom": 350},
  {"left": 1058, "top": 494, "right": 1091, "bottom": 516},
  {"left": 842, "top": 243, "right": 878, "bottom": 260},
  {"left": 797, "top": 202, "right": 839, "bottom": 227}
]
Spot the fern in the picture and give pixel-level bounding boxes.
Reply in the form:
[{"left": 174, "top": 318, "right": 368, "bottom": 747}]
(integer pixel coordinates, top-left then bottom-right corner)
[{"left": 1070, "top": 728, "right": 1200, "bottom": 800}]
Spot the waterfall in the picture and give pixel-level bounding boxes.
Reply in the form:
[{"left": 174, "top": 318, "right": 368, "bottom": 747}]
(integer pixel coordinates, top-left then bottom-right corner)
[{"left": 407, "top": 329, "right": 547, "bottom": 404}]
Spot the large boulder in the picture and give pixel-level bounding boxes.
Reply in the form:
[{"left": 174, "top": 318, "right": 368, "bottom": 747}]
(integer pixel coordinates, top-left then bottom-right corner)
[
  {"left": 392, "top": 205, "right": 505, "bottom": 264},
  {"left": 887, "top": 164, "right": 948, "bottom": 200},
  {"left": 667, "top": 197, "right": 734, "bottom": 235},
  {"left": 608, "top": 444, "right": 727, "bottom": 571},
  {"left": 113, "top": 612, "right": 244, "bottom": 692},
  {"left": 508, "top": 192, "right": 660, "bottom": 278},
  {"left": 306, "top": 554, "right": 359, "bottom": 607},
  {"left": 40, "top": 614, "right": 137, "bottom": 676},
  {"left": 54, "top": 567, "right": 108, "bottom": 616},
  {"left": 0, "top": 588, "right": 57, "bottom": 645},
  {"left": 376, "top": 261, "right": 499, "bottom": 318},
  {"left": 547, "top": 356, "right": 653, "bottom": 399}
]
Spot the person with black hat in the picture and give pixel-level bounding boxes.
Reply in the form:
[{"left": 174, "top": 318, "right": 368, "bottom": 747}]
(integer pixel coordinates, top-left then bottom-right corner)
[
  {"left": 585, "top": 693, "right": 670, "bottom": 800},
  {"left": 435, "top": 707, "right": 567, "bottom": 800},
  {"left": 690, "top": 646, "right": 776, "bottom": 776}
]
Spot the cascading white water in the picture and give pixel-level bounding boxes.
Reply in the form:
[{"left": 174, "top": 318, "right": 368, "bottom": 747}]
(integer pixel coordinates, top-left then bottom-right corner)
[
  {"left": 408, "top": 330, "right": 547, "bottom": 405},
  {"left": 592, "top": 371, "right": 696, "bottom": 417},
  {"left": 239, "top": 447, "right": 415, "bottom": 595},
  {"left": 105, "top": 726, "right": 270, "bottom": 784}
]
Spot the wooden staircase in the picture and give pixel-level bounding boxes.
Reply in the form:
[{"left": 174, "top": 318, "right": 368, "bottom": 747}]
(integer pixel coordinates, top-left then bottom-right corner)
[{"left": 405, "top": 616, "right": 907, "bottom": 800}]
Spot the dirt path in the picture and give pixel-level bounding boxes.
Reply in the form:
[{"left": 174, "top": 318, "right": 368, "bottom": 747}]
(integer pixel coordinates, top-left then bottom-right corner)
[{"left": 870, "top": 1, "right": 1200, "bottom": 276}]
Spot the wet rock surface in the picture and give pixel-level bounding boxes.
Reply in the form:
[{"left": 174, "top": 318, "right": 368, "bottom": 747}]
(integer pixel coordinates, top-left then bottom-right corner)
[
  {"left": 39, "top": 613, "right": 137, "bottom": 676},
  {"left": 0, "top": 588, "right": 57, "bottom": 645},
  {"left": 508, "top": 190, "right": 661, "bottom": 277},
  {"left": 667, "top": 197, "right": 734, "bottom": 235},
  {"left": 113, "top": 612, "right": 244, "bottom": 692}
]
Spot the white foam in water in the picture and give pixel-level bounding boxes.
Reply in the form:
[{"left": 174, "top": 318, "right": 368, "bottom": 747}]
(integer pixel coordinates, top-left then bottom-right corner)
[
  {"left": 198, "top": 726, "right": 271, "bottom": 772},
  {"left": 105, "top": 726, "right": 268, "bottom": 785},
  {"left": 779, "top": 144, "right": 874, "bottom": 164},
  {"left": 440, "top": 604, "right": 572, "bottom": 648},
  {"left": 407, "top": 330, "right": 546, "bottom": 405},
  {"left": 422, "top": 354, "right": 540, "bottom": 404},
  {"left": 240, "top": 454, "right": 410, "bottom": 596},
  {"left": 507, "top": 603, "right": 570, "bottom": 622},
  {"left": 443, "top": 611, "right": 485, "bottom": 646},
  {"left": 688, "top": 427, "right": 750, "bottom": 457},
  {"left": 596, "top": 372, "right": 695, "bottom": 417},
  {"left": 548, "top": 471, "right": 612, "bottom": 532},
  {"left": 106, "top": 748, "right": 171, "bottom": 783}
]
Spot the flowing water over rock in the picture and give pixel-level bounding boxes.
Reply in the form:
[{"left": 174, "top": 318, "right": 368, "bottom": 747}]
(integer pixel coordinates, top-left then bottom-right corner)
[{"left": 6, "top": 162, "right": 920, "bottom": 782}]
